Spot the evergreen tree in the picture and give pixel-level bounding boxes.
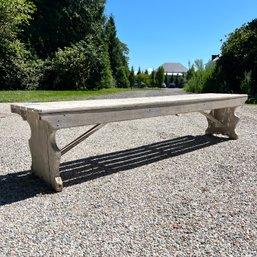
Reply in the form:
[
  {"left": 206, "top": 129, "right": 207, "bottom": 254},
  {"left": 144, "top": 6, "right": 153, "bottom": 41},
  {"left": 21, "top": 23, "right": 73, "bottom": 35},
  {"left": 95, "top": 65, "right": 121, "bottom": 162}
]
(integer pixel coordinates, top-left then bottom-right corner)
[
  {"left": 186, "top": 64, "right": 195, "bottom": 81},
  {"left": 0, "top": 0, "right": 130, "bottom": 90},
  {"left": 150, "top": 70, "right": 156, "bottom": 86},
  {"left": 28, "top": 0, "right": 114, "bottom": 90},
  {"left": 165, "top": 73, "right": 168, "bottom": 85},
  {"left": 155, "top": 66, "right": 165, "bottom": 87},
  {"left": 23, "top": 0, "right": 106, "bottom": 58},
  {"left": 129, "top": 66, "right": 135, "bottom": 87},
  {"left": 105, "top": 15, "right": 129, "bottom": 87},
  {"left": 137, "top": 67, "right": 141, "bottom": 75},
  {"left": 175, "top": 74, "right": 179, "bottom": 86},
  {"left": 170, "top": 74, "right": 174, "bottom": 83}
]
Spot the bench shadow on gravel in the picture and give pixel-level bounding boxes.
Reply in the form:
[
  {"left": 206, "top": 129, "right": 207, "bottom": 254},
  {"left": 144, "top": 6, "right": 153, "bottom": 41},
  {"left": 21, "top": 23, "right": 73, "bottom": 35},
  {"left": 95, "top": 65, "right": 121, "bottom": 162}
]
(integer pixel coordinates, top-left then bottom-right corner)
[{"left": 0, "top": 135, "right": 227, "bottom": 206}]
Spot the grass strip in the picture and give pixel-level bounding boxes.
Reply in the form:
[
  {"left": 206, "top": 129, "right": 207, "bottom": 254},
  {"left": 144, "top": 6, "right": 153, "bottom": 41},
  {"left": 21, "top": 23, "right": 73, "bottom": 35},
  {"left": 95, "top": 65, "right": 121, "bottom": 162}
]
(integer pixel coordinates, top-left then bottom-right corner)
[{"left": 0, "top": 88, "right": 159, "bottom": 103}]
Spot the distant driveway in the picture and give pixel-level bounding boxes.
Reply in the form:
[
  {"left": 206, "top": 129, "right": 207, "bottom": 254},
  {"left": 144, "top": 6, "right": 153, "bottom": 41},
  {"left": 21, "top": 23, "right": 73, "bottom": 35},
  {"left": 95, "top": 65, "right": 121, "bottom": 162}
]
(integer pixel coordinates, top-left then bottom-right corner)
[{"left": 94, "top": 88, "right": 187, "bottom": 99}]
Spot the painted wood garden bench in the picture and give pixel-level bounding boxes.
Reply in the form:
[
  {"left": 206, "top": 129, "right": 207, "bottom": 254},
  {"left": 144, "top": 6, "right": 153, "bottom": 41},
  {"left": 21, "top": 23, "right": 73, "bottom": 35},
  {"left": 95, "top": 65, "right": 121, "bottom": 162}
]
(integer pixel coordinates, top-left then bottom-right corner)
[{"left": 11, "top": 93, "right": 247, "bottom": 192}]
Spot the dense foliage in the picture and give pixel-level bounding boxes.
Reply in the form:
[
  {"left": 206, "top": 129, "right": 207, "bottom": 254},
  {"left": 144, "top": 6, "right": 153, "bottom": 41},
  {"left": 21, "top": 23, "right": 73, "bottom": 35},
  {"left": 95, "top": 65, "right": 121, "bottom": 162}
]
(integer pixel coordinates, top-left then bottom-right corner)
[
  {"left": 218, "top": 18, "right": 257, "bottom": 96},
  {"left": 0, "top": 0, "right": 130, "bottom": 90},
  {"left": 184, "top": 60, "right": 216, "bottom": 93},
  {"left": 0, "top": 0, "right": 38, "bottom": 89},
  {"left": 186, "top": 18, "right": 257, "bottom": 102},
  {"left": 105, "top": 15, "right": 130, "bottom": 88}
]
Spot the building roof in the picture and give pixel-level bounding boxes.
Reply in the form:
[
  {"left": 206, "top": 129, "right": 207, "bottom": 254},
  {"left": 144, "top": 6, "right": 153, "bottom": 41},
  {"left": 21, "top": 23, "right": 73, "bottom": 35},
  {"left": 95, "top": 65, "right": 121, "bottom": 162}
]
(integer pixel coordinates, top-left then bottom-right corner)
[{"left": 160, "top": 63, "right": 188, "bottom": 74}]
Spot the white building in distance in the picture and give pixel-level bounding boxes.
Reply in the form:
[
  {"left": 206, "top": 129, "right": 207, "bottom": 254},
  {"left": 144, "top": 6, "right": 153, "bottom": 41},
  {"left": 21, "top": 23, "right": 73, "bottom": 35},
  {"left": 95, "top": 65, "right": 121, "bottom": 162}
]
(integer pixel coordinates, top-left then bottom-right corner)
[{"left": 160, "top": 62, "right": 188, "bottom": 76}]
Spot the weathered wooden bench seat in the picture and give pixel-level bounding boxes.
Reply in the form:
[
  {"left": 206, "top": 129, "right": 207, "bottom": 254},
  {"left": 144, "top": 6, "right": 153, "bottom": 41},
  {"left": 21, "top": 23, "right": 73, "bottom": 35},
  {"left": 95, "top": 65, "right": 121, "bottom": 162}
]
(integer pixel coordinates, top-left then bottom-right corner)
[{"left": 11, "top": 93, "right": 247, "bottom": 192}]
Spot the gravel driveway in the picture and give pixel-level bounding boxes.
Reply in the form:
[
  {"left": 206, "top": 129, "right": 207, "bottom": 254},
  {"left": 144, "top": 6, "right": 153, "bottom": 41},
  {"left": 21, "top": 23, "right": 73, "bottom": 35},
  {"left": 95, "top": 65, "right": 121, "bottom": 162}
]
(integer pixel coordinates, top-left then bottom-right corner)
[{"left": 0, "top": 89, "right": 256, "bottom": 256}]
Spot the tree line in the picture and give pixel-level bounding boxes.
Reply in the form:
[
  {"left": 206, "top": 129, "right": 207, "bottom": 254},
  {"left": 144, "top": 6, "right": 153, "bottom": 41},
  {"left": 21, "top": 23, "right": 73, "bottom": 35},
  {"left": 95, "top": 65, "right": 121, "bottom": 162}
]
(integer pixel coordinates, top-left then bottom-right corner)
[
  {"left": 128, "top": 66, "right": 186, "bottom": 88},
  {"left": 0, "top": 0, "right": 130, "bottom": 90},
  {"left": 185, "top": 18, "right": 257, "bottom": 102}
]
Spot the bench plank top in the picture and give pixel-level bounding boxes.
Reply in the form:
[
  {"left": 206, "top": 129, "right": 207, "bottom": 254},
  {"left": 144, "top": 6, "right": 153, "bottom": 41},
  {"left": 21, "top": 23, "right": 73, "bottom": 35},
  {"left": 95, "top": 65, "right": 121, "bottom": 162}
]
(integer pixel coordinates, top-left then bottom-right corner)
[{"left": 11, "top": 93, "right": 247, "bottom": 114}]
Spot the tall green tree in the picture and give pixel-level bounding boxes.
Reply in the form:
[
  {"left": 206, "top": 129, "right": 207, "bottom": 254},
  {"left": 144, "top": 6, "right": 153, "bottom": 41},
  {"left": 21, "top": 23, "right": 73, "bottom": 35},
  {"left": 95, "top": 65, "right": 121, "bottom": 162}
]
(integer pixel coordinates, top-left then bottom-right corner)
[
  {"left": 218, "top": 18, "right": 257, "bottom": 94},
  {"left": 170, "top": 74, "right": 174, "bottom": 84},
  {"left": 105, "top": 15, "right": 129, "bottom": 87},
  {"left": 175, "top": 74, "right": 179, "bottom": 86},
  {"left": 0, "top": 0, "right": 130, "bottom": 90},
  {"left": 155, "top": 66, "right": 165, "bottom": 87},
  {"left": 28, "top": 0, "right": 114, "bottom": 90},
  {"left": 129, "top": 66, "right": 135, "bottom": 87},
  {"left": 186, "top": 65, "right": 195, "bottom": 81},
  {"left": 0, "top": 0, "right": 35, "bottom": 43},
  {"left": 165, "top": 73, "right": 168, "bottom": 85},
  {"left": 23, "top": 0, "right": 106, "bottom": 58},
  {"left": 150, "top": 70, "right": 156, "bottom": 86},
  {"left": 0, "top": 0, "right": 38, "bottom": 89}
]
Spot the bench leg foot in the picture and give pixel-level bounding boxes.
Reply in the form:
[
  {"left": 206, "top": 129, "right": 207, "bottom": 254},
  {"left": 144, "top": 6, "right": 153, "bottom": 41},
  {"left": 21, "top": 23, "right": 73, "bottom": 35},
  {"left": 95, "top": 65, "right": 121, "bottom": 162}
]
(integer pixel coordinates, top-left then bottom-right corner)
[
  {"left": 28, "top": 115, "right": 63, "bottom": 192},
  {"left": 205, "top": 107, "right": 239, "bottom": 139}
]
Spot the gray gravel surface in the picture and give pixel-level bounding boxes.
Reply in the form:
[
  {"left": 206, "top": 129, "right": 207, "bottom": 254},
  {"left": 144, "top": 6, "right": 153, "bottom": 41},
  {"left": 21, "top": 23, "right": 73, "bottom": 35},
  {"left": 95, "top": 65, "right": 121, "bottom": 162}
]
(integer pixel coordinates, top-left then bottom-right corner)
[{"left": 0, "top": 88, "right": 256, "bottom": 256}]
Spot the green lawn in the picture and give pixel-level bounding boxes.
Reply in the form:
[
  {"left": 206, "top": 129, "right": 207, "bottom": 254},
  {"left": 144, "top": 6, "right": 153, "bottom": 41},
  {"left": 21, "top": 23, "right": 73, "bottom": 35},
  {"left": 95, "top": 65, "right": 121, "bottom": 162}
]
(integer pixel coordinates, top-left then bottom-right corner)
[{"left": 0, "top": 88, "right": 158, "bottom": 103}]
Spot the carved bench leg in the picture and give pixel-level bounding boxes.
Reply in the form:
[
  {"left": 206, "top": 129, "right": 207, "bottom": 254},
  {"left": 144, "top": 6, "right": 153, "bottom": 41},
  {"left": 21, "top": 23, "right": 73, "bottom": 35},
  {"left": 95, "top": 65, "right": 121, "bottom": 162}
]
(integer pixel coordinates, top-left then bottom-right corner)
[
  {"left": 27, "top": 113, "right": 63, "bottom": 192},
  {"left": 205, "top": 107, "right": 240, "bottom": 139}
]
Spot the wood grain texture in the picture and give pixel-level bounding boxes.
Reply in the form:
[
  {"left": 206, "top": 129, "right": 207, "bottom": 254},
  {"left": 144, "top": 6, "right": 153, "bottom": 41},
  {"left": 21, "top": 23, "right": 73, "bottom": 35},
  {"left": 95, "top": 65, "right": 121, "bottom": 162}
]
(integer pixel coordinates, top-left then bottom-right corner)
[{"left": 11, "top": 94, "right": 247, "bottom": 114}]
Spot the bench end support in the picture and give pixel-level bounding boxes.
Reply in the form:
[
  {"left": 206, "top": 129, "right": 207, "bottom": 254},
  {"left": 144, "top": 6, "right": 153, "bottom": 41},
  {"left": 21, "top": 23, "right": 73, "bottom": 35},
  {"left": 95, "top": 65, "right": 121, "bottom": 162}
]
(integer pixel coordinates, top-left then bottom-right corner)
[
  {"left": 27, "top": 113, "right": 63, "bottom": 192},
  {"left": 204, "top": 107, "right": 240, "bottom": 140}
]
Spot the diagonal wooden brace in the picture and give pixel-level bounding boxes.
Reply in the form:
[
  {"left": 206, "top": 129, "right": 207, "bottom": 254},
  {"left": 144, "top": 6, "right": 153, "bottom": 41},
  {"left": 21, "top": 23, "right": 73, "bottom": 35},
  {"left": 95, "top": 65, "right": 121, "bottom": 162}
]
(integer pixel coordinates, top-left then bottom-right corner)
[
  {"left": 61, "top": 124, "right": 105, "bottom": 155},
  {"left": 26, "top": 112, "right": 104, "bottom": 191}
]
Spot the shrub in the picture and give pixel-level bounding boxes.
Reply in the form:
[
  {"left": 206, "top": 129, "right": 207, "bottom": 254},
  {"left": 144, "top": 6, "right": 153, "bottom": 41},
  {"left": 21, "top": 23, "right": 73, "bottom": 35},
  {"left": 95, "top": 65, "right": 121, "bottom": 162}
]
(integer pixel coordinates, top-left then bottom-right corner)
[
  {"left": 184, "top": 60, "right": 216, "bottom": 93},
  {"left": 42, "top": 46, "right": 90, "bottom": 90},
  {"left": 135, "top": 73, "right": 151, "bottom": 87},
  {"left": 0, "top": 40, "right": 43, "bottom": 90},
  {"left": 41, "top": 38, "right": 114, "bottom": 90}
]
